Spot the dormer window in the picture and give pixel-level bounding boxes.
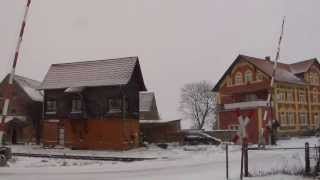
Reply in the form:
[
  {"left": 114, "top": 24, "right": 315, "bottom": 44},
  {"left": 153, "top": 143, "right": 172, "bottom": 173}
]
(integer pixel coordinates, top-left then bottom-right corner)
[
  {"left": 235, "top": 72, "right": 243, "bottom": 85},
  {"left": 244, "top": 70, "right": 252, "bottom": 83},
  {"left": 71, "top": 99, "right": 82, "bottom": 113}
]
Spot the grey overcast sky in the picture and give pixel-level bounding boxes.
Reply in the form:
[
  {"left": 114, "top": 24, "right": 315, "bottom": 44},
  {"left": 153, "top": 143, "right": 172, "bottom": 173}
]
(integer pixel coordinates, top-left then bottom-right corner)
[{"left": 0, "top": 0, "right": 319, "bottom": 126}]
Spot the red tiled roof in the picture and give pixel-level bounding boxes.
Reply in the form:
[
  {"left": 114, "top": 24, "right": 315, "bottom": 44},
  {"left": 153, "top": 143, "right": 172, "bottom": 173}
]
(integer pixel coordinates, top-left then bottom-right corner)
[{"left": 213, "top": 54, "right": 319, "bottom": 91}]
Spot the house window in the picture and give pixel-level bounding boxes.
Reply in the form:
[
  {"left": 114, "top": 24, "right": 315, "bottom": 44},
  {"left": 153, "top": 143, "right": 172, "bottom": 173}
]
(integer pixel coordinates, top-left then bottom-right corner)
[
  {"left": 299, "top": 112, "right": 308, "bottom": 126},
  {"left": 235, "top": 72, "right": 243, "bottom": 85},
  {"left": 229, "top": 124, "right": 239, "bottom": 130},
  {"left": 299, "top": 91, "right": 306, "bottom": 103},
  {"left": 108, "top": 98, "right": 122, "bottom": 113},
  {"left": 46, "top": 100, "right": 57, "bottom": 114},
  {"left": 279, "top": 112, "right": 287, "bottom": 126},
  {"left": 287, "top": 92, "right": 294, "bottom": 102},
  {"left": 313, "top": 94, "right": 318, "bottom": 104},
  {"left": 256, "top": 71, "right": 263, "bottom": 81},
  {"left": 277, "top": 91, "right": 286, "bottom": 102},
  {"left": 71, "top": 99, "right": 82, "bottom": 113},
  {"left": 244, "top": 70, "right": 253, "bottom": 83},
  {"left": 287, "top": 112, "right": 294, "bottom": 126}
]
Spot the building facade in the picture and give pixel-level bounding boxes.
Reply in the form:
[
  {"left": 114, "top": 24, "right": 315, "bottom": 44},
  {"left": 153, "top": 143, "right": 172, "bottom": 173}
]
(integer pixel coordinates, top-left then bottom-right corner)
[
  {"left": 213, "top": 55, "right": 320, "bottom": 144},
  {"left": 0, "top": 74, "right": 43, "bottom": 144},
  {"left": 40, "top": 57, "right": 147, "bottom": 150}
]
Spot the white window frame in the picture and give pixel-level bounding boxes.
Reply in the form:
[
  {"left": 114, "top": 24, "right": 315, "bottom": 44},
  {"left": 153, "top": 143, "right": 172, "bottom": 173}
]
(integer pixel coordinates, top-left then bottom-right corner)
[
  {"left": 71, "top": 99, "right": 82, "bottom": 113},
  {"left": 299, "top": 91, "right": 306, "bottom": 103},
  {"left": 46, "top": 100, "right": 57, "bottom": 114},
  {"left": 287, "top": 112, "right": 295, "bottom": 127},
  {"left": 279, "top": 112, "right": 287, "bottom": 126},
  {"left": 244, "top": 70, "right": 253, "bottom": 83},
  {"left": 299, "top": 112, "right": 308, "bottom": 126},
  {"left": 287, "top": 92, "right": 294, "bottom": 102},
  {"left": 235, "top": 72, "right": 243, "bottom": 85},
  {"left": 108, "top": 98, "right": 122, "bottom": 113},
  {"left": 256, "top": 71, "right": 263, "bottom": 81}
]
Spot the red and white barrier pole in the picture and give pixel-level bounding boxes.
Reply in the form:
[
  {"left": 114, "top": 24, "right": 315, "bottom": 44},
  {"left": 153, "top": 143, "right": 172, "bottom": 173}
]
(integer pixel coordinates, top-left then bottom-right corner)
[
  {"left": 263, "top": 17, "right": 285, "bottom": 145},
  {"left": 0, "top": 0, "right": 31, "bottom": 145}
]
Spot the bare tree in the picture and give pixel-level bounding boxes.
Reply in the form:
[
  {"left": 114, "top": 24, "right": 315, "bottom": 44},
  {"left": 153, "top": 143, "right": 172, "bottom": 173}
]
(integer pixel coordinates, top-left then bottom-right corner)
[{"left": 179, "top": 81, "right": 217, "bottom": 129}]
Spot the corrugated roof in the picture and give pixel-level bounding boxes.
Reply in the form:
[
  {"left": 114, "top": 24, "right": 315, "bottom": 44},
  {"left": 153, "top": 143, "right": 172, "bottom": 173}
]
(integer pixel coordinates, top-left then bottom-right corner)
[
  {"left": 40, "top": 57, "right": 144, "bottom": 90},
  {"left": 14, "top": 75, "right": 43, "bottom": 102},
  {"left": 140, "top": 92, "right": 155, "bottom": 112}
]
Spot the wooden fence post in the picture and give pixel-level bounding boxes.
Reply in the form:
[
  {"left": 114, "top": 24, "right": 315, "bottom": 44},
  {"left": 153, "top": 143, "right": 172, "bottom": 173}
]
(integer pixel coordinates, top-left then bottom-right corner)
[
  {"left": 226, "top": 144, "right": 229, "bottom": 180},
  {"left": 305, "top": 142, "right": 310, "bottom": 174},
  {"left": 244, "top": 143, "right": 249, "bottom": 177}
]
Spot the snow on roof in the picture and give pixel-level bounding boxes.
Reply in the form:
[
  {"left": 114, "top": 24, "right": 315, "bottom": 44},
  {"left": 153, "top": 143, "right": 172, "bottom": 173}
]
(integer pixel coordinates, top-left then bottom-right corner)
[
  {"left": 0, "top": 115, "right": 27, "bottom": 123},
  {"left": 139, "top": 119, "right": 181, "bottom": 124},
  {"left": 14, "top": 75, "right": 43, "bottom": 102},
  {"left": 40, "top": 57, "right": 146, "bottom": 90},
  {"left": 140, "top": 92, "right": 156, "bottom": 112}
]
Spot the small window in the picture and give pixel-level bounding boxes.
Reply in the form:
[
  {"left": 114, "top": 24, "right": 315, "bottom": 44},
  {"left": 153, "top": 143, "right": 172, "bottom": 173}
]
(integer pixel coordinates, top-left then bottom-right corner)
[
  {"left": 299, "top": 112, "right": 308, "bottom": 126},
  {"left": 287, "top": 92, "right": 294, "bottom": 102},
  {"left": 256, "top": 71, "right": 263, "bottom": 81},
  {"left": 108, "top": 98, "right": 122, "bottom": 113},
  {"left": 46, "top": 100, "right": 57, "bottom": 114},
  {"left": 287, "top": 112, "right": 294, "bottom": 126},
  {"left": 71, "top": 99, "right": 82, "bottom": 113},
  {"left": 235, "top": 72, "right": 243, "bottom": 85},
  {"left": 299, "top": 91, "right": 306, "bottom": 103},
  {"left": 244, "top": 70, "right": 252, "bottom": 83},
  {"left": 279, "top": 112, "right": 287, "bottom": 126},
  {"left": 277, "top": 91, "right": 286, "bottom": 102}
]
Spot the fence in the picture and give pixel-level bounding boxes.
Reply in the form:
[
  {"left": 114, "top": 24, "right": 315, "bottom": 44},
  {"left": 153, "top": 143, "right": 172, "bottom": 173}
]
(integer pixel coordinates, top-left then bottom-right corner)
[
  {"left": 226, "top": 142, "right": 320, "bottom": 179},
  {"left": 245, "top": 142, "right": 320, "bottom": 176}
]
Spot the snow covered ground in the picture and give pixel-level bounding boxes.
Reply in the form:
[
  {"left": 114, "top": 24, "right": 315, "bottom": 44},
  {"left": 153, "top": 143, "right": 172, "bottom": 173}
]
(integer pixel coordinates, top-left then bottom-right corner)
[{"left": 0, "top": 137, "right": 318, "bottom": 180}]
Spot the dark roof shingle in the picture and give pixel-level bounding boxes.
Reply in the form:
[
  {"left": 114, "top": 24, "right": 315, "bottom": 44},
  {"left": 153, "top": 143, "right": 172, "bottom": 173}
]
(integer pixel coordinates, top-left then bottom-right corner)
[{"left": 40, "top": 57, "right": 144, "bottom": 90}]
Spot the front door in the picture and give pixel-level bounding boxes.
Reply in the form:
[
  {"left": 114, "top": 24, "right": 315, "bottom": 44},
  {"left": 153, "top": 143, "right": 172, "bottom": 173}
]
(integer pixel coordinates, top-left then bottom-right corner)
[{"left": 58, "top": 128, "right": 65, "bottom": 146}]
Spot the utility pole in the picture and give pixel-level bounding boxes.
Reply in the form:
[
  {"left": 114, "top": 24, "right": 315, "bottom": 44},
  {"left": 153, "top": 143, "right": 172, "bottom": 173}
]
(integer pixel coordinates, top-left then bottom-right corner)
[
  {"left": 264, "top": 17, "right": 286, "bottom": 145},
  {"left": 0, "top": 0, "right": 32, "bottom": 145}
]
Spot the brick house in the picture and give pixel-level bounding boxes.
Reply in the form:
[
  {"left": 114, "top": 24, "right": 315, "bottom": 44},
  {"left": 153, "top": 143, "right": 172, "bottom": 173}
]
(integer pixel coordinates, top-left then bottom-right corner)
[
  {"left": 39, "top": 57, "right": 147, "bottom": 150},
  {"left": 0, "top": 74, "right": 43, "bottom": 144},
  {"left": 213, "top": 54, "right": 320, "bottom": 144}
]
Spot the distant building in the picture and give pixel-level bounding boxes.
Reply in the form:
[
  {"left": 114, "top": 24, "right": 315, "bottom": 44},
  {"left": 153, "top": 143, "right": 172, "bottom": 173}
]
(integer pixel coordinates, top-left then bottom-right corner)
[
  {"left": 39, "top": 57, "right": 147, "bottom": 150},
  {"left": 140, "top": 92, "right": 160, "bottom": 120},
  {"left": 213, "top": 54, "right": 320, "bottom": 144},
  {"left": 139, "top": 92, "right": 181, "bottom": 143},
  {"left": 0, "top": 74, "right": 43, "bottom": 144}
]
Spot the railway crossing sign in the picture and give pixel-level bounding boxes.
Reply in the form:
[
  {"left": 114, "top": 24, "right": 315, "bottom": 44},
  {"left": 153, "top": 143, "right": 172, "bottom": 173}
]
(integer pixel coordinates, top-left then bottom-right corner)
[{"left": 238, "top": 115, "right": 250, "bottom": 144}]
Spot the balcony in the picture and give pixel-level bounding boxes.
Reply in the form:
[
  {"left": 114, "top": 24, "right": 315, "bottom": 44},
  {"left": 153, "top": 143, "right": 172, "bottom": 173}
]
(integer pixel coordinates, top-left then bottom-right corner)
[{"left": 223, "top": 100, "right": 269, "bottom": 110}]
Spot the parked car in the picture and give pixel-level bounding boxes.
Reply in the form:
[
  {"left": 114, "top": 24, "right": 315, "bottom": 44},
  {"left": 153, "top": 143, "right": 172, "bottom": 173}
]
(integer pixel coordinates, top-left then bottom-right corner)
[{"left": 182, "top": 131, "right": 221, "bottom": 146}]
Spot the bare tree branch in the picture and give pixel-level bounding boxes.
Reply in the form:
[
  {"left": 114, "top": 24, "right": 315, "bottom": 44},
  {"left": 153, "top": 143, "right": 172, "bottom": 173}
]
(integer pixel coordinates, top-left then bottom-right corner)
[{"left": 179, "top": 81, "right": 217, "bottom": 129}]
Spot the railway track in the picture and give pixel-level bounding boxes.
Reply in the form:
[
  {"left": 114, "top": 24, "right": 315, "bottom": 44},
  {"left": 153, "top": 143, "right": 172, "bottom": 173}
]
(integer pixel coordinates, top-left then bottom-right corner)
[{"left": 12, "top": 153, "right": 157, "bottom": 162}]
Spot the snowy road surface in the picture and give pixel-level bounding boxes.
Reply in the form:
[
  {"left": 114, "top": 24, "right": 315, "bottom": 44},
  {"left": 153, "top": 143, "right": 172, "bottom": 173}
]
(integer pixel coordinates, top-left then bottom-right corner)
[{"left": 0, "top": 137, "right": 318, "bottom": 180}]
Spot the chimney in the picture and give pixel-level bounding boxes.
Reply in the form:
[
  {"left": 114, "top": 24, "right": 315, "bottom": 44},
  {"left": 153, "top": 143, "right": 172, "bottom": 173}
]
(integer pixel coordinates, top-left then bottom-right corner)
[{"left": 265, "top": 56, "right": 271, "bottom": 61}]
